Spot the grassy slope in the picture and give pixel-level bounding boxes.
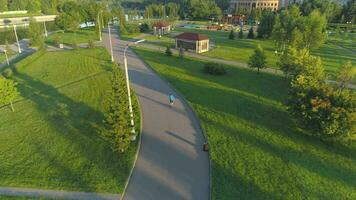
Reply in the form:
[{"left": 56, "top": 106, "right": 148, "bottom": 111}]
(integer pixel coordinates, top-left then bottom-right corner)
[
  {"left": 0, "top": 48, "right": 139, "bottom": 194},
  {"left": 174, "top": 28, "right": 356, "bottom": 79},
  {"left": 46, "top": 28, "right": 98, "bottom": 45},
  {"left": 0, "top": 49, "right": 17, "bottom": 64},
  {"left": 134, "top": 48, "right": 356, "bottom": 200}
]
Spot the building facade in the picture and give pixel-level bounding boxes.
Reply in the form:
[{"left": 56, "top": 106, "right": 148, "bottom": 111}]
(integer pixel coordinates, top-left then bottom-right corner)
[
  {"left": 175, "top": 33, "right": 210, "bottom": 54},
  {"left": 230, "top": 0, "right": 280, "bottom": 11}
]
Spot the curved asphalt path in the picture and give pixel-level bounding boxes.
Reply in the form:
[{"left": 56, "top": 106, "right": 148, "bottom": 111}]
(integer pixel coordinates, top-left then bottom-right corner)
[{"left": 102, "top": 28, "right": 209, "bottom": 200}]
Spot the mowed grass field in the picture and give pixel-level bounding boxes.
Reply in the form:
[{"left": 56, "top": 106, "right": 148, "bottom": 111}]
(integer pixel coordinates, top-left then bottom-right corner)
[
  {"left": 0, "top": 49, "right": 17, "bottom": 64},
  {"left": 46, "top": 28, "right": 98, "bottom": 45},
  {"left": 171, "top": 28, "right": 356, "bottom": 79},
  {"left": 134, "top": 48, "right": 356, "bottom": 200},
  {"left": 0, "top": 48, "right": 139, "bottom": 194}
]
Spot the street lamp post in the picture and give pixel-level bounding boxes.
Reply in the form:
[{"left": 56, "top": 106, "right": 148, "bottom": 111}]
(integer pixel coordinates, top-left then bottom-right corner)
[
  {"left": 13, "top": 25, "right": 21, "bottom": 53},
  {"left": 3, "top": 49, "right": 10, "bottom": 66},
  {"left": 123, "top": 39, "right": 145, "bottom": 141},
  {"left": 43, "top": 18, "right": 48, "bottom": 37},
  {"left": 98, "top": 12, "right": 102, "bottom": 41},
  {"left": 108, "top": 22, "right": 114, "bottom": 62}
]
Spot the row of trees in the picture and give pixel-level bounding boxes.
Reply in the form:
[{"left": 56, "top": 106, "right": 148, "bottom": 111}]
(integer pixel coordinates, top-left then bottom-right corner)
[
  {"left": 144, "top": 3, "right": 180, "bottom": 20},
  {"left": 102, "top": 67, "right": 137, "bottom": 153}
]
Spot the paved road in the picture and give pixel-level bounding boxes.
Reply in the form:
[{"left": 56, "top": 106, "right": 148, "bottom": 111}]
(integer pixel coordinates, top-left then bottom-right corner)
[
  {"left": 102, "top": 28, "right": 210, "bottom": 200},
  {"left": 0, "top": 187, "right": 120, "bottom": 200}
]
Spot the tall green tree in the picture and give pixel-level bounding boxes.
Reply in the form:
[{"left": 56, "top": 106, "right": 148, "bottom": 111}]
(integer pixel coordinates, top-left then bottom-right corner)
[
  {"left": 28, "top": 19, "right": 44, "bottom": 47},
  {"left": 187, "top": 0, "right": 221, "bottom": 20},
  {"left": 0, "top": 77, "right": 19, "bottom": 112},
  {"left": 247, "top": 27, "right": 255, "bottom": 39},
  {"left": 248, "top": 45, "right": 267, "bottom": 73},
  {"left": 102, "top": 67, "right": 133, "bottom": 153},
  {"left": 272, "top": 5, "right": 327, "bottom": 51},
  {"left": 0, "top": 0, "right": 8, "bottom": 12},
  {"left": 337, "top": 61, "right": 356, "bottom": 88},
  {"left": 229, "top": 30, "right": 235, "bottom": 40},
  {"left": 257, "top": 9, "right": 275, "bottom": 39}
]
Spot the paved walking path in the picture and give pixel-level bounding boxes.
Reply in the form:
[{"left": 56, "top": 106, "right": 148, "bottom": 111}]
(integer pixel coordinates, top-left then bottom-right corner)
[
  {"left": 102, "top": 28, "right": 210, "bottom": 200},
  {"left": 0, "top": 187, "right": 120, "bottom": 200}
]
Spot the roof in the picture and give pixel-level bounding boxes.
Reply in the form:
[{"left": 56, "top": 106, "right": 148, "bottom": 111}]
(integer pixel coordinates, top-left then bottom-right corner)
[
  {"left": 153, "top": 20, "right": 170, "bottom": 29},
  {"left": 175, "top": 32, "right": 209, "bottom": 41}
]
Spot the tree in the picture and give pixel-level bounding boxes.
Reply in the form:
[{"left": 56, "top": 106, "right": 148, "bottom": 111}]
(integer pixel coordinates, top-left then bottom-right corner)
[
  {"left": 102, "top": 67, "right": 133, "bottom": 153},
  {"left": 341, "top": 0, "right": 356, "bottom": 24},
  {"left": 248, "top": 45, "right": 267, "bottom": 73},
  {"left": 337, "top": 61, "right": 356, "bottom": 88},
  {"left": 238, "top": 28, "right": 244, "bottom": 39},
  {"left": 55, "top": 12, "right": 81, "bottom": 32},
  {"left": 0, "top": 77, "right": 19, "bottom": 112},
  {"left": 166, "top": 3, "right": 180, "bottom": 20},
  {"left": 28, "top": 19, "right": 44, "bottom": 47},
  {"left": 165, "top": 46, "right": 173, "bottom": 56},
  {"left": 247, "top": 27, "right": 254, "bottom": 39},
  {"left": 229, "top": 30, "right": 235, "bottom": 40},
  {"left": 187, "top": 0, "right": 221, "bottom": 20},
  {"left": 0, "top": 0, "right": 8, "bottom": 12},
  {"left": 278, "top": 48, "right": 324, "bottom": 80},
  {"left": 257, "top": 9, "right": 275, "bottom": 39},
  {"left": 288, "top": 67, "right": 355, "bottom": 138},
  {"left": 27, "top": 0, "right": 41, "bottom": 13}
]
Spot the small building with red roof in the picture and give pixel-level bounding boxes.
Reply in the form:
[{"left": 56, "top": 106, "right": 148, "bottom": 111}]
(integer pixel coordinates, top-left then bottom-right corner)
[
  {"left": 153, "top": 20, "right": 171, "bottom": 36},
  {"left": 175, "top": 32, "right": 210, "bottom": 54}
]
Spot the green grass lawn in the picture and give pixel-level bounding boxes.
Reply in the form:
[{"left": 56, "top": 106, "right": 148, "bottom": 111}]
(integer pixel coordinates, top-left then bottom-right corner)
[
  {"left": 328, "top": 32, "right": 356, "bottom": 52},
  {"left": 143, "top": 35, "right": 175, "bottom": 48},
  {"left": 120, "top": 32, "right": 142, "bottom": 41},
  {"left": 0, "top": 48, "right": 140, "bottom": 194},
  {"left": 0, "top": 49, "right": 17, "bottom": 64},
  {"left": 172, "top": 28, "right": 356, "bottom": 79},
  {"left": 134, "top": 48, "right": 356, "bottom": 200},
  {"left": 46, "top": 28, "right": 98, "bottom": 45}
]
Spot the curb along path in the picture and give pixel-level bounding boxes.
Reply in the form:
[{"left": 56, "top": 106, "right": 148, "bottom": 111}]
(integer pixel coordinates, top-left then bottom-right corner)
[{"left": 102, "top": 28, "right": 210, "bottom": 200}]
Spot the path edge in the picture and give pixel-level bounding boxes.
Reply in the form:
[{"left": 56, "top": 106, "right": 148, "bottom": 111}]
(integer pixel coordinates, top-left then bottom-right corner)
[
  {"left": 131, "top": 47, "right": 213, "bottom": 200},
  {"left": 119, "top": 79, "right": 144, "bottom": 200}
]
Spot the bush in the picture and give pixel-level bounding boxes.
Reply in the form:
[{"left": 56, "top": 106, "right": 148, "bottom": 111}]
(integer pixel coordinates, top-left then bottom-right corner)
[
  {"left": 88, "top": 39, "right": 95, "bottom": 48},
  {"left": 229, "top": 30, "right": 235, "bottom": 40},
  {"left": 2, "top": 68, "right": 13, "bottom": 78},
  {"left": 139, "top": 23, "right": 151, "bottom": 33},
  {"left": 165, "top": 46, "right": 172, "bottom": 56},
  {"left": 71, "top": 40, "right": 78, "bottom": 49},
  {"left": 204, "top": 63, "right": 227, "bottom": 75},
  {"left": 247, "top": 27, "right": 255, "bottom": 39},
  {"left": 125, "top": 24, "right": 140, "bottom": 34}
]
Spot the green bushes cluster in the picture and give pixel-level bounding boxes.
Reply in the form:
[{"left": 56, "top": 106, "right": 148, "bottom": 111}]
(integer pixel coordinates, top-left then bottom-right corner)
[
  {"left": 2, "top": 68, "right": 13, "bottom": 78},
  {"left": 204, "top": 62, "right": 227, "bottom": 75},
  {"left": 102, "top": 66, "right": 138, "bottom": 153}
]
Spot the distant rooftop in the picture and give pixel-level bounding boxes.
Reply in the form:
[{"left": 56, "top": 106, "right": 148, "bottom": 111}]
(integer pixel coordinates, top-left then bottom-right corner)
[{"left": 176, "top": 32, "right": 209, "bottom": 41}]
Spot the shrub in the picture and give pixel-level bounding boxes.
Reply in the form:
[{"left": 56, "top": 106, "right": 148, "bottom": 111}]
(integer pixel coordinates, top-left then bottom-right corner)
[
  {"left": 2, "top": 68, "right": 13, "bottom": 78},
  {"left": 165, "top": 46, "right": 173, "bottom": 56},
  {"left": 229, "top": 30, "right": 235, "bottom": 40},
  {"left": 71, "top": 40, "right": 78, "bottom": 49},
  {"left": 139, "top": 23, "right": 151, "bottom": 33},
  {"left": 204, "top": 63, "right": 227, "bottom": 75},
  {"left": 125, "top": 24, "right": 140, "bottom": 34},
  {"left": 88, "top": 39, "right": 95, "bottom": 48},
  {"left": 247, "top": 27, "right": 255, "bottom": 39}
]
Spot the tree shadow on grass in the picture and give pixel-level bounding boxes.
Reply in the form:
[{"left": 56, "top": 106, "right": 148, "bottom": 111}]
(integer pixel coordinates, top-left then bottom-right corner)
[
  {"left": 12, "top": 72, "right": 132, "bottom": 193},
  {"left": 158, "top": 72, "right": 356, "bottom": 195}
]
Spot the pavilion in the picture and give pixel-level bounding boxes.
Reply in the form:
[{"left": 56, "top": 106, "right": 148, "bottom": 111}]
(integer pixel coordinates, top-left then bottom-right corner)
[{"left": 175, "top": 32, "right": 210, "bottom": 54}]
